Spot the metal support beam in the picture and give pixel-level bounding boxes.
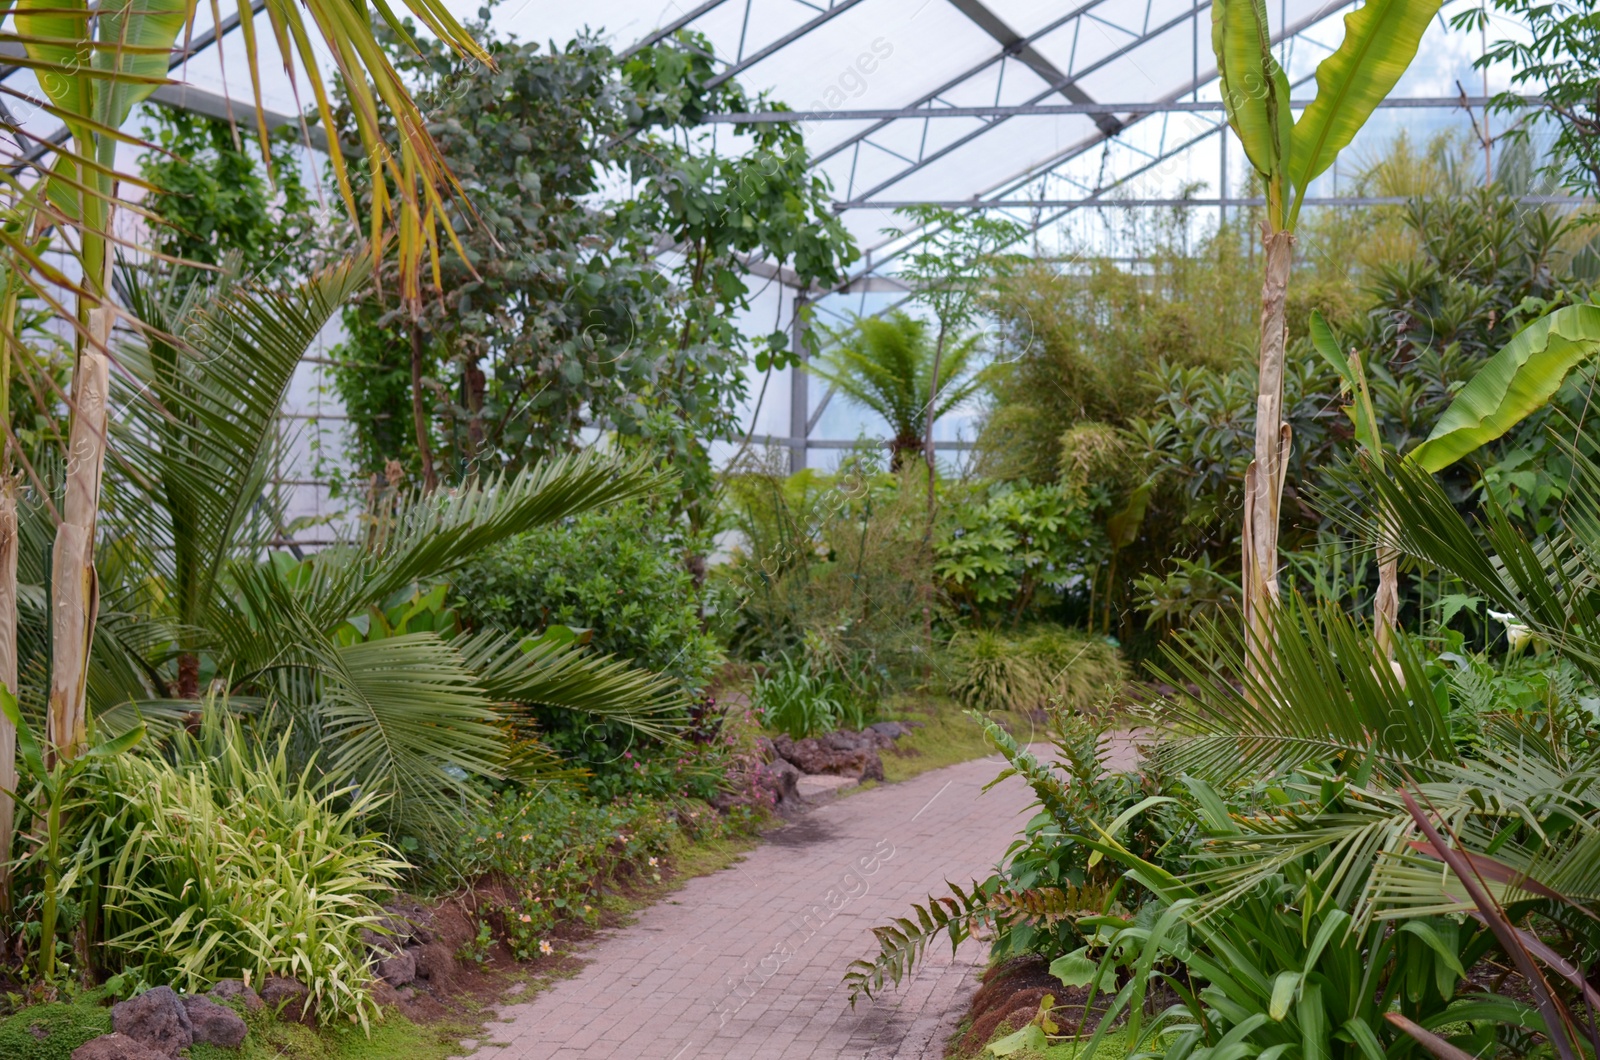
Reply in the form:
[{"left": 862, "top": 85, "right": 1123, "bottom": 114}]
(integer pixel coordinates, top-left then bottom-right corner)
[
  {"left": 839, "top": 0, "right": 1210, "bottom": 207},
  {"left": 810, "top": 0, "right": 1113, "bottom": 167},
  {"left": 706, "top": 0, "right": 873, "bottom": 90},
  {"left": 838, "top": 193, "right": 1593, "bottom": 210},
  {"left": 944, "top": 0, "right": 1121, "bottom": 138},
  {"left": 832, "top": 0, "right": 1346, "bottom": 287},
  {"left": 618, "top": 0, "right": 734, "bottom": 61},
  {"left": 707, "top": 95, "right": 1520, "bottom": 122}
]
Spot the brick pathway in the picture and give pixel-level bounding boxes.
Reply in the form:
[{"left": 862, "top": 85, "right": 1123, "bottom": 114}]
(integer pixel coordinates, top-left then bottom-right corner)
[{"left": 459, "top": 747, "right": 1056, "bottom": 1060}]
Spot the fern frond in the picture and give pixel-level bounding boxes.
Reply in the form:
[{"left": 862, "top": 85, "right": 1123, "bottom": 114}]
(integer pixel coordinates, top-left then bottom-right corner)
[{"left": 843, "top": 879, "right": 993, "bottom": 1005}]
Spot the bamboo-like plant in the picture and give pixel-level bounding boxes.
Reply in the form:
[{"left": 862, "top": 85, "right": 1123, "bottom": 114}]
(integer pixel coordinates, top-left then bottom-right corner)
[{"left": 1213, "top": 0, "right": 1440, "bottom": 673}]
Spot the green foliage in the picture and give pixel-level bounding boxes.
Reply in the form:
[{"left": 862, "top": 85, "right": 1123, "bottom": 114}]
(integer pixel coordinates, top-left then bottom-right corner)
[
  {"left": 1214, "top": 0, "right": 1439, "bottom": 229},
  {"left": 454, "top": 501, "right": 717, "bottom": 689},
  {"left": 137, "top": 107, "right": 316, "bottom": 280},
  {"left": 447, "top": 783, "right": 713, "bottom": 960},
  {"left": 78, "top": 709, "right": 404, "bottom": 1026},
  {"left": 1464, "top": 0, "right": 1600, "bottom": 196},
  {"left": 946, "top": 627, "right": 1125, "bottom": 715},
  {"left": 936, "top": 483, "right": 1099, "bottom": 624},
  {"left": 752, "top": 652, "right": 875, "bottom": 739},
  {"left": 332, "top": 23, "right": 856, "bottom": 519},
  {"left": 714, "top": 453, "right": 933, "bottom": 682},
  {"left": 1408, "top": 303, "right": 1600, "bottom": 472},
  {"left": 845, "top": 713, "right": 1147, "bottom": 1003}
]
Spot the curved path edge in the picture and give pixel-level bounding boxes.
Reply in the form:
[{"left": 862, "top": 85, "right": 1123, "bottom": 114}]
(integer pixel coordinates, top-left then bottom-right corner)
[{"left": 457, "top": 745, "right": 1057, "bottom": 1060}]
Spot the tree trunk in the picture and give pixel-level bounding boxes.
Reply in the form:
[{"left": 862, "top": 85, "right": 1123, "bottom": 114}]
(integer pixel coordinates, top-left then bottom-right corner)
[
  {"left": 176, "top": 652, "right": 200, "bottom": 698},
  {"left": 0, "top": 478, "right": 16, "bottom": 912},
  {"left": 47, "top": 308, "right": 110, "bottom": 765},
  {"left": 924, "top": 326, "right": 947, "bottom": 521},
  {"left": 1242, "top": 228, "right": 1294, "bottom": 681},
  {"left": 464, "top": 354, "right": 486, "bottom": 459},
  {"left": 410, "top": 324, "right": 438, "bottom": 492}
]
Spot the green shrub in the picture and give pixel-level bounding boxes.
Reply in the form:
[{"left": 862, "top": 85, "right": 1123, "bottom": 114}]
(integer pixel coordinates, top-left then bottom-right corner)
[
  {"left": 454, "top": 501, "right": 718, "bottom": 689},
  {"left": 945, "top": 630, "right": 1048, "bottom": 715},
  {"left": 74, "top": 714, "right": 405, "bottom": 1026},
  {"left": 752, "top": 653, "right": 875, "bottom": 738},
  {"left": 447, "top": 784, "right": 723, "bottom": 960},
  {"left": 946, "top": 626, "right": 1124, "bottom": 714}
]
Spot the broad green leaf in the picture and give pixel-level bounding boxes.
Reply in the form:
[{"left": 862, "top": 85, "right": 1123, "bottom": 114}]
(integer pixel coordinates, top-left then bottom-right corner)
[
  {"left": 987, "top": 1024, "right": 1048, "bottom": 1056},
  {"left": 1289, "top": 0, "right": 1441, "bottom": 198},
  {"left": 1438, "top": 593, "right": 1482, "bottom": 626},
  {"left": 1213, "top": 0, "right": 1292, "bottom": 179},
  {"left": 0, "top": 688, "right": 46, "bottom": 783},
  {"left": 1049, "top": 951, "right": 1098, "bottom": 989},
  {"left": 1340, "top": 1016, "right": 1387, "bottom": 1060},
  {"left": 1310, "top": 310, "right": 1350, "bottom": 382},
  {"left": 95, "top": 0, "right": 195, "bottom": 131},
  {"left": 1409, "top": 304, "right": 1600, "bottom": 472}
]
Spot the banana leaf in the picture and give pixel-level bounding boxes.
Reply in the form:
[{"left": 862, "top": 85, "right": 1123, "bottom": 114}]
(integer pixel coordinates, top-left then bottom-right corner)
[
  {"left": 1288, "top": 0, "right": 1441, "bottom": 217},
  {"left": 1409, "top": 304, "right": 1600, "bottom": 473}
]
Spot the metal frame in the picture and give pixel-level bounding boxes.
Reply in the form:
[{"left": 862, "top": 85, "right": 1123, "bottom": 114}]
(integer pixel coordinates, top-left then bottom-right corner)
[
  {"left": 704, "top": 95, "right": 1523, "bottom": 123},
  {"left": 845, "top": 193, "right": 1589, "bottom": 210}
]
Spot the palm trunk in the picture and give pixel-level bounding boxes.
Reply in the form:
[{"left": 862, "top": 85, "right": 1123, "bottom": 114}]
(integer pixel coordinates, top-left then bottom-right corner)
[
  {"left": 921, "top": 325, "right": 948, "bottom": 681},
  {"left": 410, "top": 324, "right": 437, "bottom": 492},
  {"left": 1243, "top": 228, "right": 1294, "bottom": 680},
  {"left": 924, "top": 325, "right": 947, "bottom": 521},
  {"left": 46, "top": 308, "right": 110, "bottom": 765}
]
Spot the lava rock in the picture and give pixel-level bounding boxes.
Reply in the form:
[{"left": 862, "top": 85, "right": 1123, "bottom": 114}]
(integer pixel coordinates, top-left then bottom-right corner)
[
  {"left": 757, "top": 756, "right": 801, "bottom": 807},
  {"left": 754, "top": 735, "right": 777, "bottom": 763},
  {"left": 71, "top": 1033, "right": 171, "bottom": 1060},
  {"left": 110, "top": 987, "right": 192, "bottom": 1056},
  {"left": 868, "top": 721, "right": 906, "bottom": 740},
  {"left": 184, "top": 995, "right": 248, "bottom": 1049},
  {"left": 380, "top": 901, "right": 436, "bottom": 946},
  {"left": 820, "top": 730, "right": 870, "bottom": 752},
  {"left": 377, "top": 948, "right": 418, "bottom": 987},
  {"left": 207, "top": 980, "right": 264, "bottom": 1013},
  {"left": 777, "top": 736, "right": 884, "bottom": 781},
  {"left": 259, "top": 976, "right": 309, "bottom": 1023}
]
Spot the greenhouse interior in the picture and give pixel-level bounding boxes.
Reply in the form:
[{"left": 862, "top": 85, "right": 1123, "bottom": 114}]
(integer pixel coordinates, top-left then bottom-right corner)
[{"left": 0, "top": 0, "right": 1594, "bottom": 1058}]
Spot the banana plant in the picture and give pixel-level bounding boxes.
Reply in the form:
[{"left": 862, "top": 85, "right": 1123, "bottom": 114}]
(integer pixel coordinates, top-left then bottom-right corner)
[{"left": 1215, "top": 0, "right": 1440, "bottom": 674}]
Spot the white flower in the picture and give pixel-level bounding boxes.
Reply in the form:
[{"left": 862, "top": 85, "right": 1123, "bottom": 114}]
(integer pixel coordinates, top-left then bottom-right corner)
[{"left": 1487, "top": 609, "right": 1534, "bottom": 652}]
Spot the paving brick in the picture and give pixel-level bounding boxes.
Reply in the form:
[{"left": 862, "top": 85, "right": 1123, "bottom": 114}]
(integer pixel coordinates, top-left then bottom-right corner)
[{"left": 464, "top": 747, "right": 1053, "bottom": 1059}]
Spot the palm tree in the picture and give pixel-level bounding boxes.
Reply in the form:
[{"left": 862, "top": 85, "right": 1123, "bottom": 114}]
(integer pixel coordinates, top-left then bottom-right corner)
[
  {"left": 0, "top": 0, "right": 489, "bottom": 906},
  {"left": 71, "top": 259, "right": 687, "bottom": 841},
  {"left": 810, "top": 311, "right": 986, "bottom": 469}
]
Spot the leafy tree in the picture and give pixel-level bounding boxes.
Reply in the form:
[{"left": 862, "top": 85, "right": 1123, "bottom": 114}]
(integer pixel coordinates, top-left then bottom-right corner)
[
  {"left": 810, "top": 312, "right": 985, "bottom": 469},
  {"left": 137, "top": 108, "right": 316, "bottom": 282},
  {"left": 1460, "top": 1, "right": 1600, "bottom": 195},
  {"left": 883, "top": 207, "right": 1024, "bottom": 488},
  {"left": 332, "top": 22, "right": 858, "bottom": 528}
]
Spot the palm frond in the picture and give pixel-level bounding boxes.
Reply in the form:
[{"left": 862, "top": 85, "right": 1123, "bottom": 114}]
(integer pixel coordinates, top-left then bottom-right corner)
[
  {"left": 459, "top": 630, "right": 686, "bottom": 741},
  {"left": 285, "top": 453, "right": 665, "bottom": 628},
  {"left": 108, "top": 257, "right": 373, "bottom": 630},
  {"left": 1153, "top": 595, "right": 1454, "bottom": 785}
]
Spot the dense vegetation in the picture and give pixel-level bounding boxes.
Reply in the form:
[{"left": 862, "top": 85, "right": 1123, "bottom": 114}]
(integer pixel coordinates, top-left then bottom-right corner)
[{"left": 0, "top": 1, "right": 1594, "bottom": 1059}]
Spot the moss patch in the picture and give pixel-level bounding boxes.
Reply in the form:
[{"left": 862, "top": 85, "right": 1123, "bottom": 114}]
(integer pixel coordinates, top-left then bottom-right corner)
[
  {"left": 0, "top": 1001, "right": 112, "bottom": 1060},
  {"left": 882, "top": 694, "right": 997, "bottom": 783},
  {"left": 190, "top": 1008, "right": 483, "bottom": 1060}
]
